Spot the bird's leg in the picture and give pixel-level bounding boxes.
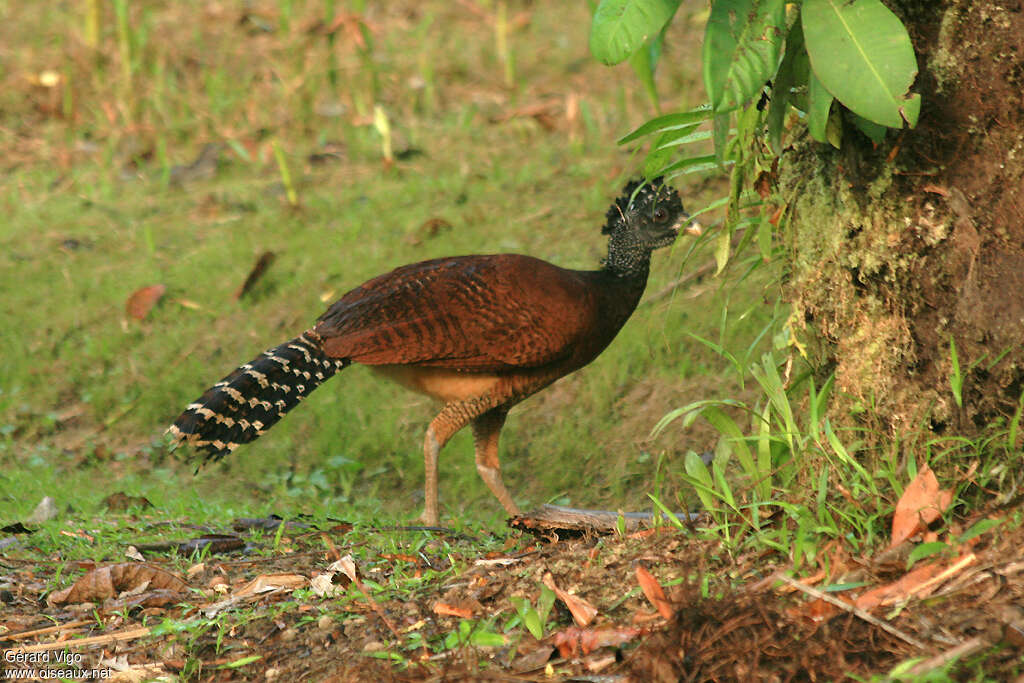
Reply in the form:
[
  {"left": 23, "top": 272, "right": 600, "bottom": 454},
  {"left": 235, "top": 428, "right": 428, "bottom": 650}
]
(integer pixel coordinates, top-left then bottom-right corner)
[
  {"left": 420, "top": 427, "right": 441, "bottom": 526},
  {"left": 419, "top": 406, "right": 471, "bottom": 526},
  {"left": 471, "top": 408, "right": 520, "bottom": 518}
]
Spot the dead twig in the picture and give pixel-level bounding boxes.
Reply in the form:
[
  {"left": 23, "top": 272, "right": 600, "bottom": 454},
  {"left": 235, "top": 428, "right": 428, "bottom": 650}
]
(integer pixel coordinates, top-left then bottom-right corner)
[
  {"left": 773, "top": 573, "right": 927, "bottom": 649},
  {"left": 908, "top": 636, "right": 990, "bottom": 676},
  {"left": 3, "top": 619, "right": 92, "bottom": 641},
  {"left": 14, "top": 626, "right": 151, "bottom": 653}
]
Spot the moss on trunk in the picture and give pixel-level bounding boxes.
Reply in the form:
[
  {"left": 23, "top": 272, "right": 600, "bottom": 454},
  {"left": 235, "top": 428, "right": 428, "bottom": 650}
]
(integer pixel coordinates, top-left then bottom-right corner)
[{"left": 778, "top": 0, "right": 1024, "bottom": 443}]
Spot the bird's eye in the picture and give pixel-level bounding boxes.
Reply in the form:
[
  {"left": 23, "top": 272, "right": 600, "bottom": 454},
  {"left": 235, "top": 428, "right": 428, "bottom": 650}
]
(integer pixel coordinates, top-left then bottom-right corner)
[{"left": 653, "top": 207, "right": 668, "bottom": 223}]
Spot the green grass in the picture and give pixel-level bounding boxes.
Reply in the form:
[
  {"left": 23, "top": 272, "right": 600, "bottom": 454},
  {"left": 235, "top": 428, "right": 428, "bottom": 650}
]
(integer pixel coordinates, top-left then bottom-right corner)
[{"left": 0, "top": 0, "right": 770, "bottom": 524}]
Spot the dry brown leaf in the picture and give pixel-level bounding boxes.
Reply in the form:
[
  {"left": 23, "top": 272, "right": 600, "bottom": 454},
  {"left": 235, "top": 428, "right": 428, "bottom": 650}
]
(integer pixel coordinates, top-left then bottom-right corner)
[
  {"left": 890, "top": 464, "right": 954, "bottom": 548},
  {"left": 635, "top": 565, "right": 674, "bottom": 619},
  {"left": 310, "top": 554, "right": 357, "bottom": 597},
  {"left": 175, "top": 298, "right": 202, "bottom": 310},
  {"left": 48, "top": 563, "right": 187, "bottom": 606},
  {"left": 855, "top": 562, "right": 948, "bottom": 611},
  {"left": 234, "top": 250, "right": 275, "bottom": 300},
  {"left": 922, "top": 183, "right": 950, "bottom": 196},
  {"left": 405, "top": 217, "right": 453, "bottom": 246},
  {"left": 787, "top": 597, "right": 842, "bottom": 623},
  {"left": 432, "top": 602, "right": 474, "bottom": 619},
  {"left": 310, "top": 573, "right": 345, "bottom": 598},
  {"left": 125, "top": 284, "right": 166, "bottom": 321},
  {"left": 550, "top": 626, "right": 644, "bottom": 658},
  {"left": 327, "top": 555, "right": 358, "bottom": 582},
  {"left": 631, "top": 609, "right": 663, "bottom": 625},
  {"left": 325, "top": 13, "right": 372, "bottom": 48},
  {"left": 381, "top": 552, "right": 420, "bottom": 564},
  {"left": 233, "top": 573, "right": 307, "bottom": 598},
  {"left": 543, "top": 572, "right": 597, "bottom": 627},
  {"left": 509, "top": 645, "right": 554, "bottom": 673}
]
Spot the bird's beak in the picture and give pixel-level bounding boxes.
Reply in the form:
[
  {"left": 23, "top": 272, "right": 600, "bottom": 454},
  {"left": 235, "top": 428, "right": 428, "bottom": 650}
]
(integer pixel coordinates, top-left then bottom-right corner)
[{"left": 672, "top": 214, "right": 702, "bottom": 237}]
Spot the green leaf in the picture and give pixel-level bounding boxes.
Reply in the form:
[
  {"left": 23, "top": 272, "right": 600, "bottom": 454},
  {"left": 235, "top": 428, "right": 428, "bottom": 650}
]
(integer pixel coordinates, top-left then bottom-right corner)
[
  {"left": 714, "top": 225, "right": 731, "bottom": 275},
  {"left": 522, "top": 609, "right": 543, "bottom": 639},
  {"left": 537, "top": 585, "right": 556, "bottom": 626},
  {"left": 756, "top": 210, "right": 772, "bottom": 260},
  {"left": 684, "top": 450, "right": 716, "bottom": 512},
  {"left": 949, "top": 335, "right": 963, "bottom": 407},
  {"left": 149, "top": 619, "right": 197, "bottom": 637},
  {"left": 825, "top": 106, "right": 843, "bottom": 148},
  {"left": 469, "top": 628, "right": 507, "bottom": 647},
  {"left": 849, "top": 112, "right": 888, "bottom": 143},
  {"left": 655, "top": 129, "right": 712, "bottom": 149},
  {"left": 511, "top": 597, "right": 544, "bottom": 639},
  {"left": 644, "top": 126, "right": 698, "bottom": 178},
  {"left": 1009, "top": 391, "right": 1024, "bottom": 452},
  {"left": 822, "top": 581, "right": 870, "bottom": 592},
  {"left": 218, "top": 655, "right": 262, "bottom": 669},
  {"left": 766, "top": 16, "right": 805, "bottom": 153},
  {"left": 755, "top": 402, "right": 773, "bottom": 498},
  {"left": 661, "top": 154, "right": 720, "bottom": 180},
  {"left": 648, "top": 493, "right": 687, "bottom": 529},
  {"left": 702, "top": 406, "right": 755, "bottom": 476},
  {"left": 702, "top": 0, "right": 786, "bottom": 112},
  {"left": 590, "top": 0, "right": 681, "bottom": 66},
  {"left": 366, "top": 651, "right": 406, "bottom": 662},
  {"left": 712, "top": 111, "right": 731, "bottom": 166},
  {"left": 806, "top": 69, "right": 833, "bottom": 144},
  {"left": 802, "top": 0, "right": 920, "bottom": 128},
  {"left": 906, "top": 541, "right": 952, "bottom": 569},
  {"left": 629, "top": 41, "right": 660, "bottom": 110},
  {"left": 958, "top": 518, "right": 1002, "bottom": 543},
  {"left": 618, "top": 107, "right": 712, "bottom": 144},
  {"left": 629, "top": 26, "right": 669, "bottom": 109}
]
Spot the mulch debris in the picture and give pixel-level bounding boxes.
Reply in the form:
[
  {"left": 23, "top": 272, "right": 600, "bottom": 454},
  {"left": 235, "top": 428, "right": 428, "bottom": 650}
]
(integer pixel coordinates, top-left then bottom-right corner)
[{"left": 2, "top": 502, "right": 1023, "bottom": 681}]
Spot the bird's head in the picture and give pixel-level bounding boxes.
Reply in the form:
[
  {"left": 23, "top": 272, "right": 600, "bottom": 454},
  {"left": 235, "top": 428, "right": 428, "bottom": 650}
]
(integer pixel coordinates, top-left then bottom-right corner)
[{"left": 601, "top": 177, "right": 690, "bottom": 276}]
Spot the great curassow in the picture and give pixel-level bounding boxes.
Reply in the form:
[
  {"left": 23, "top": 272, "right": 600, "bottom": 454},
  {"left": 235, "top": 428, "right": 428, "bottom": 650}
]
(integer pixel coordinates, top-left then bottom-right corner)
[{"left": 168, "top": 177, "right": 691, "bottom": 524}]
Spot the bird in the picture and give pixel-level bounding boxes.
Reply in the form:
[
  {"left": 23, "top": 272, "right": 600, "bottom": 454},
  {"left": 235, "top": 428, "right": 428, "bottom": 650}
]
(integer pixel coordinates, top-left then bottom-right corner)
[{"left": 167, "top": 177, "right": 691, "bottom": 524}]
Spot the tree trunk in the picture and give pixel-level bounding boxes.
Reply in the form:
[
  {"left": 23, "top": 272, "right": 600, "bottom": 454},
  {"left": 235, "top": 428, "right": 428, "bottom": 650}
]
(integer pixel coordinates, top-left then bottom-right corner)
[{"left": 780, "top": 0, "right": 1024, "bottom": 443}]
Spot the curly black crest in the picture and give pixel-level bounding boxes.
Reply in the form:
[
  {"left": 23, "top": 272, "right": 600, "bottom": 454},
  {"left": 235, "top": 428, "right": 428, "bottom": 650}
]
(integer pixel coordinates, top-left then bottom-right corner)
[{"left": 602, "top": 176, "right": 683, "bottom": 235}]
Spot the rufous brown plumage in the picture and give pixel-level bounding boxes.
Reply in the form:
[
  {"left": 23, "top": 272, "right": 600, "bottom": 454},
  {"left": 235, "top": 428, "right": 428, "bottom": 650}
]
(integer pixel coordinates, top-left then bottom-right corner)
[{"left": 168, "top": 177, "right": 689, "bottom": 524}]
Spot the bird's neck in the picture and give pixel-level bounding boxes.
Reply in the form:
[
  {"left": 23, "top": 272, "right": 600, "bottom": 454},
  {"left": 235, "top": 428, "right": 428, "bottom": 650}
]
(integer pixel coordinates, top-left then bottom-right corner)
[
  {"left": 593, "top": 258, "right": 650, "bottom": 320},
  {"left": 602, "top": 248, "right": 652, "bottom": 279},
  {"left": 603, "top": 231, "right": 653, "bottom": 278}
]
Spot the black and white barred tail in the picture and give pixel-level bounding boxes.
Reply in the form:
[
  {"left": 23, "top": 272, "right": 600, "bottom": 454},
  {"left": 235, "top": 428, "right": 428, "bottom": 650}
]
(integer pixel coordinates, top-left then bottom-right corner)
[{"left": 167, "top": 330, "right": 349, "bottom": 461}]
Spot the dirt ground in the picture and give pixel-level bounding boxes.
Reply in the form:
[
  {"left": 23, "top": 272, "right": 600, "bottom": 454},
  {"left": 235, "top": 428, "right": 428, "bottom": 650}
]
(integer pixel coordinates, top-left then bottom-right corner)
[{"left": 2, "top": 498, "right": 1023, "bottom": 682}]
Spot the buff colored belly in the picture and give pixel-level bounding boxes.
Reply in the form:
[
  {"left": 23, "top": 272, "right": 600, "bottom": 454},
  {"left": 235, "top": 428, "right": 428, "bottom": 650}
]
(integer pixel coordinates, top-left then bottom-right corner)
[{"left": 371, "top": 365, "right": 504, "bottom": 403}]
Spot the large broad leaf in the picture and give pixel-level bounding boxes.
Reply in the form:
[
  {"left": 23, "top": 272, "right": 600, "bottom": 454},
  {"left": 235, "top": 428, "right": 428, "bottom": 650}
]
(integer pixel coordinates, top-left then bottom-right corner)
[
  {"left": 702, "top": 0, "right": 787, "bottom": 113},
  {"left": 590, "top": 0, "right": 681, "bottom": 66},
  {"left": 802, "top": 0, "right": 920, "bottom": 128}
]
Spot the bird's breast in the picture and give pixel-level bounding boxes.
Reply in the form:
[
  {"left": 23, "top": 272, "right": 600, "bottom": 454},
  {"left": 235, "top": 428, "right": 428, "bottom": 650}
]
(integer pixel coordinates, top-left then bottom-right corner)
[{"left": 371, "top": 365, "right": 504, "bottom": 403}]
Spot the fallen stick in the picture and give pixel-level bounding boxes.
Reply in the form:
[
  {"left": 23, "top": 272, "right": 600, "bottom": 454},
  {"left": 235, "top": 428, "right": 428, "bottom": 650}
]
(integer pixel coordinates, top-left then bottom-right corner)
[
  {"left": 773, "top": 573, "right": 926, "bottom": 650},
  {"left": 12, "top": 626, "right": 151, "bottom": 653},
  {"left": 509, "top": 504, "right": 703, "bottom": 535},
  {"left": 908, "top": 636, "right": 989, "bottom": 676},
  {"left": 3, "top": 619, "right": 92, "bottom": 641}
]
